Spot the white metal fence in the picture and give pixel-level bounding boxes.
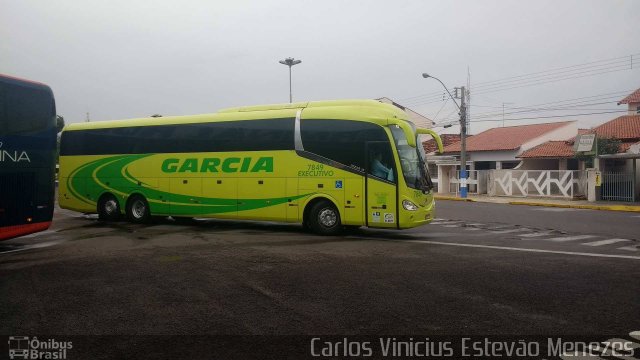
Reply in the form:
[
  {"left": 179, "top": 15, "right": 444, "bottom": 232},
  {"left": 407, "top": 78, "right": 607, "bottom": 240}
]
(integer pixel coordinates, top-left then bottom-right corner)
[{"left": 601, "top": 172, "right": 635, "bottom": 202}]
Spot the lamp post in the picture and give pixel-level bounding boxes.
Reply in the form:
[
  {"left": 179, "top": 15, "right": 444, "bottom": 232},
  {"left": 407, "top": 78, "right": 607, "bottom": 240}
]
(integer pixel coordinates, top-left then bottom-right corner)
[
  {"left": 422, "top": 73, "right": 468, "bottom": 198},
  {"left": 279, "top": 57, "right": 302, "bottom": 103}
]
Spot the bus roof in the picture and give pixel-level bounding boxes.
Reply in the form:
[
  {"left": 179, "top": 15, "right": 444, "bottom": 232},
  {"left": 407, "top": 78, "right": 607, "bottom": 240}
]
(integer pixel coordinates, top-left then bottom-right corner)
[
  {"left": 0, "top": 73, "right": 53, "bottom": 93},
  {"left": 64, "top": 99, "right": 412, "bottom": 132}
]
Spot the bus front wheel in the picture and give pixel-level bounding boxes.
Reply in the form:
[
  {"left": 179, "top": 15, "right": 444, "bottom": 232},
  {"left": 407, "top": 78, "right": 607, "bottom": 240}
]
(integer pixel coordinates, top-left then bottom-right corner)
[
  {"left": 126, "top": 195, "right": 151, "bottom": 224},
  {"left": 98, "top": 194, "right": 121, "bottom": 221},
  {"left": 308, "top": 200, "right": 342, "bottom": 235}
]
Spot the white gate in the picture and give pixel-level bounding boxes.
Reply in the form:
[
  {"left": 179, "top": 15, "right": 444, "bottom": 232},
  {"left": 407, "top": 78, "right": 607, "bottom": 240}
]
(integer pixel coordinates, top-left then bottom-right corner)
[
  {"left": 601, "top": 172, "right": 635, "bottom": 202},
  {"left": 489, "top": 170, "right": 586, "bottom": 198},
  {"left": 449, "top": 170, "right": 487, "bottom": 194}
]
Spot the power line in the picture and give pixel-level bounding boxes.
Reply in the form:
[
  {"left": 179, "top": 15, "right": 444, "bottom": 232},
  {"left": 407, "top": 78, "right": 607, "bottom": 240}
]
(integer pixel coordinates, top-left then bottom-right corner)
[
  {"left": 403, "top": 53, "right": 639, "bottom": 105},
  {"left": 468, "top": 110, "right": 627, "bottom": 123},
  {"left": 473, "top": 58, "right": 635, "bottom": 90},
  {"left": 430, "top": 96, "right": 451, "bottom": 122},
  {"left": 466, "top": 89, "right": 635, "bottom": 118},
  {"left": 473, "top": 63, "right": 637, "bottom": 95},
  {"left": 406, "top": 63, "right": 637, "bottom": 105},
  {"left": 471, "top": 100, "right": 625, "bottom": 119},
  {"left": 473, "top": 54, "right": 639, "bottom": 87}
]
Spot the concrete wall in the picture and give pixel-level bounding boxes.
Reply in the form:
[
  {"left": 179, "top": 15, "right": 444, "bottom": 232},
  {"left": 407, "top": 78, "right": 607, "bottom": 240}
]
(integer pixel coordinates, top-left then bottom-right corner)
[
  {"left": 628, "top": 102, "right": 640, "bottom": 115},
  {"left": 518, "top": 159, "right": 560, "bottom": 170},
  {"left": 468, "top": 150, "right": 519, "bottom": 162}
]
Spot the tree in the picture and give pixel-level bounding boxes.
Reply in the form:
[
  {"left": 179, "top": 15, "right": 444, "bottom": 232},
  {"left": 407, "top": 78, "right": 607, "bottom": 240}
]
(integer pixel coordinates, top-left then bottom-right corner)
[
  {"left": 595, "top": 137, "right": 621, "bottom": 155},
  {"left": 56, "top": 115, "right": 65, "bottom": 133},
  {"left": 575, "top": 136, "right": 621, "bottom": 167}
]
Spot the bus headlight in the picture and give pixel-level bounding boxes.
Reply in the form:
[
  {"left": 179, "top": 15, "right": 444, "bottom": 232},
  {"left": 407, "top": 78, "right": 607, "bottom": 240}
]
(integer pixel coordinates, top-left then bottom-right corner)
[{"left": 402, "top": 200, "right": 418, "bottom": 211}]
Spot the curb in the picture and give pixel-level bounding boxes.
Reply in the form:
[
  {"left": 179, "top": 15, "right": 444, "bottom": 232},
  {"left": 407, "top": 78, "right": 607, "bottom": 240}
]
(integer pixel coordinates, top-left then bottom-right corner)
[
  {"left": 508, "top": 201, "right": 640, "bottom": 213},
  {"left": 433, "top": 196, "right": 476, "bottom": 202}
]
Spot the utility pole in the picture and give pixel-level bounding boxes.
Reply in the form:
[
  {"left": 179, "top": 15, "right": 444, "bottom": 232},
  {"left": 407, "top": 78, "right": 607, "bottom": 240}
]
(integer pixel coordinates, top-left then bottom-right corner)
[
  {"left": 422, "top": 73, "right": 468, "bottom": 198},
  {"left": 502, "top": 102, "right": 513, "bottom": 127},
  {"left": 459, "top": 86, "right": 468, "bottom": 198}
]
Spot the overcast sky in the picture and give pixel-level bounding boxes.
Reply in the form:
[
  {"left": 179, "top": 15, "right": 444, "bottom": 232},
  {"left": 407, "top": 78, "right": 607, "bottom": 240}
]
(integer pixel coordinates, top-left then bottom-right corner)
[{"left": 2, "top": 0, "right": 639, "bottom": 135}]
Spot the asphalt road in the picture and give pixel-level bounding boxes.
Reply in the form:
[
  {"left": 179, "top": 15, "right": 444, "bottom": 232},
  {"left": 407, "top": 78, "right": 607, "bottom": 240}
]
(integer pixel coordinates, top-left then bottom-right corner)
[{"left": 1, "top": 201, "right": 639, "bottom": 356}]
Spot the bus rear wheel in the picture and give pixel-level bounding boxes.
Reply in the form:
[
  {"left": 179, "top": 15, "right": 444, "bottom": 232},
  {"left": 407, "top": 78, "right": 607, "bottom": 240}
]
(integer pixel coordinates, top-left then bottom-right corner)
[
  {"left": 98, "top": 194, "right": 121, "bottom": 221},
  {"left": 126, "top": 195, "right": 151, "bottom": 224},
  {"left": 308, "top": 200, "right": 342, "bottom": 235}
]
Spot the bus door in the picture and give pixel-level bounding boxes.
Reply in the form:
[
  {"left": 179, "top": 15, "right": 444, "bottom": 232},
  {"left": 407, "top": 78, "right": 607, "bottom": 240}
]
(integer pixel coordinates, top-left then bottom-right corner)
[{"left": 365, "top": 141, "right": 398, "bottom": 228}]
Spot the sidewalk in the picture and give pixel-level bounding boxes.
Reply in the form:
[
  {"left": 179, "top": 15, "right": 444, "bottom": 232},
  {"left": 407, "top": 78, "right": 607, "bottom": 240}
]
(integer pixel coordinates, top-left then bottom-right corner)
[{"left": 434, "top": 193, "right": 640, "bottom": 213}]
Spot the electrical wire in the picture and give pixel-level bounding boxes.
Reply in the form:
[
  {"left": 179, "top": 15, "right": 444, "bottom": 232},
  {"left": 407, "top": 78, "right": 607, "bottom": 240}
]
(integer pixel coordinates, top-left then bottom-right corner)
[
  {"left": 402, "top": 53, "right": 639, "bottom": 105},
  {"left": 473, "top": 54, "right": 638, "bottom": 87},
  {"left": 469, "top": 110, "right": 627, "bottom": 123}
]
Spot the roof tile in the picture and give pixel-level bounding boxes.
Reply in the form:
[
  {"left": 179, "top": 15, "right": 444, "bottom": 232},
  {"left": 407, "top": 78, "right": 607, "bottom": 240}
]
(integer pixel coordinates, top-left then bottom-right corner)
[
  {"left": 618, "top": 88, "right": 640, "bottom": 105},
  {"left": 518, "top": 141, "right": 575, "bottom": 158},
  {"left": 592, "top": 115, "right": 640, "bottom": 139},
  {"left": 422, "top": 134, "right": 460, "bottom": 154},
  {"left": 443, "top": 121, "right": 572, "bottom": 153}
]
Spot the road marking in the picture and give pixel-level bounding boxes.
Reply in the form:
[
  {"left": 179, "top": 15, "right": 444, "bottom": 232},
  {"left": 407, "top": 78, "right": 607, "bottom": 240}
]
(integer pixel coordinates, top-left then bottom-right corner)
[
  {"left": 546, "top": 235, "right": 597, "bottom": 242},
  {"left": 631, "top": 330, "right": 640, "bottom": 340},
  {"left": 466, "top": 223, "right": 485, "bottom": 227},
  {"left": 582, "top": 238, "right": 631, "bottom": 247},
  {"left": 618, "top": 245, "right": 638, "bottom": 252},
  {"left": 518, "top": 232, "right": 554, "bottom": 238},
  {"left": 491, "top": 228, "right": 530, "bottom": 234},
  {"left": 406, "top": 240, "right": 640, "bottom": 260},
  {"left": 465, "top": 228, "right": 482, "bottom": 231},
  {"left": 442, "top": 224, "right": 460, "bottom": 228}
]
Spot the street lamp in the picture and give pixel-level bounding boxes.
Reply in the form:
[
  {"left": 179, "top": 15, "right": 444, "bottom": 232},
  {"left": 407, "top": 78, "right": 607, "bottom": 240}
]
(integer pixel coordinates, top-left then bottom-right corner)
[
  {"left": 279, "top": 57, "right": 302, "bottom": 103},
  {"left": 422, "top": 73, "right": 468, "bottom": 199}
]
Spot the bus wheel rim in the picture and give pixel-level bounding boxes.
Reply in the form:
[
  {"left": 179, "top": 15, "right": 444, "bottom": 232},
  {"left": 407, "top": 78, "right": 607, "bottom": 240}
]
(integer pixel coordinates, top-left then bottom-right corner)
[
  {"left": 318, "top": 208, "right": 337, "bottom": 227},
  {"left": 132, "top": 201, "right": 146, "bottom": 218},
  {"left": 104, "top": 199, "right": 118, "bottom": 215}
]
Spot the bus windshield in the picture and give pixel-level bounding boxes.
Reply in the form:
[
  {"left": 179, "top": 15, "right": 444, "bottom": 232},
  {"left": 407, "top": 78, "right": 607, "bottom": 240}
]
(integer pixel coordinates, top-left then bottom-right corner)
[{"left": 390, "top": 124, "right": 432, "bottom": 191}]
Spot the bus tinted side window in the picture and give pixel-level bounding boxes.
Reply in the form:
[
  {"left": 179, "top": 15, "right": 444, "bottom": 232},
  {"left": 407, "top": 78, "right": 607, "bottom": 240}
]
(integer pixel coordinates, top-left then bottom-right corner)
[
  {"left": 0, "top": 84, "right": 54, "bottom": 135},
  {"left": 60, "top": 118, "right": 295, "bottom": 155},
  {"left": 300, "top": 119, "right": 389, "bottom": 172}
]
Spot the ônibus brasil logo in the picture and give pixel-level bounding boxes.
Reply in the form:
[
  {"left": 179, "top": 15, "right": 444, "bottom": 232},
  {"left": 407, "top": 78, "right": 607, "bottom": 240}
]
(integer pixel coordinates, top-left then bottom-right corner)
[
  {"left": 0, "top": 142, "right": 31, "bottom": 163},
  {"left": 8, "top": 336, "right": 72, "bottom": 360}
]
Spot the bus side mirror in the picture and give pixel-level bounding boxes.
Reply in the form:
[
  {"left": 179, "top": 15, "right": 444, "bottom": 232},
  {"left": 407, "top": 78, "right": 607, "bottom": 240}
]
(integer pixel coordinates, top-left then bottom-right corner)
[
  {"left": 387, "top": 120, "right": 416, "bottom": 147},
  {"left": 416, "top": 128, "right": 443, "bottom": 154}
]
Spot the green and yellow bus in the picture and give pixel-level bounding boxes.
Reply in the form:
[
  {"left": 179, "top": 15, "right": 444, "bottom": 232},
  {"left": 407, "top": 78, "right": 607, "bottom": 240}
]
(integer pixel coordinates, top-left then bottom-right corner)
[{"left": 58, "top": 100, "right": 443, "bottom": 234}]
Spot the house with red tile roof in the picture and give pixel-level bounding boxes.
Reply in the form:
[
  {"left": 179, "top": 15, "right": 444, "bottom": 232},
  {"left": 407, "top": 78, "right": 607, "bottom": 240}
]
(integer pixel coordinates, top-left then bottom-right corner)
[
  {"left": 618, "top": 87, "right": 640, "bottom": 115},
  {"left": 440, "top": 121, "right": 578, "bottom": 170},
  {"left": 592, "top": 114, "right": 640, "bottom": 153},
  {"left": 430, "top": 121, "right": 578, "bottom": 195},
  {"left": 593, "top": 114, "right": 640, "bottom": 202},
  {"left": 517, "top": 129, "right": 590, "bottom": 170},
  {"left": 422, "top": 134, "right": 460, "bottom": 154},
  {"left": 517, "top": 115, "right": 640, "bottom": 166}
]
